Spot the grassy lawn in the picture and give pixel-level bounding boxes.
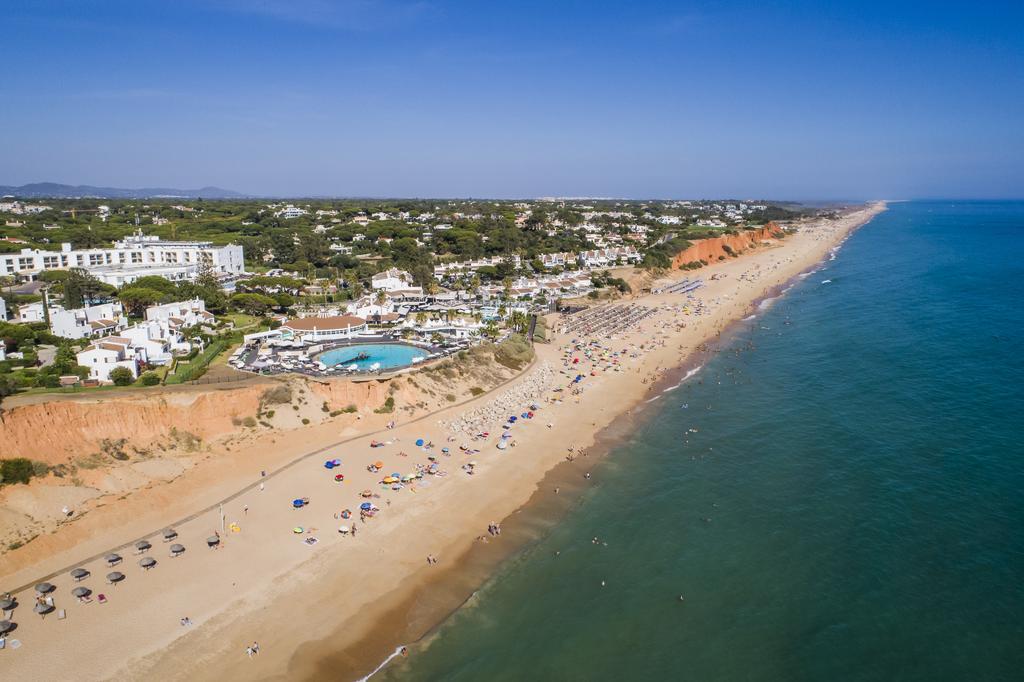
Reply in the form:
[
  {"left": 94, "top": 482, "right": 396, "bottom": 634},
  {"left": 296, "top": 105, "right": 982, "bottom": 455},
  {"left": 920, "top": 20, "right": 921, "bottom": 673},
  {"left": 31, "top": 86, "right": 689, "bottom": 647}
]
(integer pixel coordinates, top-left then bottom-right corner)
[{"left": 222, "top": 313, "right": 260, "bottom": 329}]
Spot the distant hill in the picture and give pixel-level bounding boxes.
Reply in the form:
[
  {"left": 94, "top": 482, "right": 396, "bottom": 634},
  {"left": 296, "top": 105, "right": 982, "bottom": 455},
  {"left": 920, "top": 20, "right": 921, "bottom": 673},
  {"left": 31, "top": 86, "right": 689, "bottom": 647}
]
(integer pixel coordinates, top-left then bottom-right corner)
[{"left": 0, "top": 182, "right": 246, "bottom": 199}]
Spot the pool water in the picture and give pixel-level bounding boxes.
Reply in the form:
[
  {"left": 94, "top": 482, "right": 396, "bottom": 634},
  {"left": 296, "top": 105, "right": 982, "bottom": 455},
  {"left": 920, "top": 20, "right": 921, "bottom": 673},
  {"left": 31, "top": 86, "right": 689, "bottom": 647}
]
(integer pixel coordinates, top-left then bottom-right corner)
[{"left": 318, "top": 343, "right": 428, "bottom": 371}]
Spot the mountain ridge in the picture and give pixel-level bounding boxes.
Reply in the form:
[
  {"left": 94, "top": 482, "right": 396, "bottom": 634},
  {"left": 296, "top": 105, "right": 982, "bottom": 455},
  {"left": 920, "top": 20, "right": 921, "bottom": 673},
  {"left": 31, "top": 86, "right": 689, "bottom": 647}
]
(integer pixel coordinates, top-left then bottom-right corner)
[{"left": 0, "top": 182, "right": 246, "bottom": 199}]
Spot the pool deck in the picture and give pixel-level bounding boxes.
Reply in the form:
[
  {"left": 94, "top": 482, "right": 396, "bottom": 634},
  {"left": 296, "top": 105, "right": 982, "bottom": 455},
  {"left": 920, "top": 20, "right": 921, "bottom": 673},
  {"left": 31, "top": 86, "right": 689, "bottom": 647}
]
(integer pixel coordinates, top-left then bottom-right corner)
[{"left": 230, "top": 335, "right": 460, "bottom": 380}]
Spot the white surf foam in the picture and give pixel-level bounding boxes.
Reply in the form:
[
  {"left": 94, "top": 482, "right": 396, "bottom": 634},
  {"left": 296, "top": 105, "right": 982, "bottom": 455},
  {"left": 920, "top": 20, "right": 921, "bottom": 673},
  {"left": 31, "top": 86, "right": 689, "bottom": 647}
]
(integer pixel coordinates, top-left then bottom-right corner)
[{"left": 358, "top": 645, "right": 407, "bottom": 681}]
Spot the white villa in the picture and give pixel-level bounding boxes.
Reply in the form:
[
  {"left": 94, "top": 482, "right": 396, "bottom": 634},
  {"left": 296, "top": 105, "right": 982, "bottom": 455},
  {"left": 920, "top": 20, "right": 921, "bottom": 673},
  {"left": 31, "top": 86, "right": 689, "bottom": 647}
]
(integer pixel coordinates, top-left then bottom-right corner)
[
  {"left": 76, "top": 337, "right": 143, "bottom": 382},
  {"left": 49, "top": 302, "right": 128, "bottom": 339},
  {"left": 370, "top": 268, "right": 423, "bottom": 296},
  {"left": 145, "top": 299, "right": 214, "bottom": 329}
]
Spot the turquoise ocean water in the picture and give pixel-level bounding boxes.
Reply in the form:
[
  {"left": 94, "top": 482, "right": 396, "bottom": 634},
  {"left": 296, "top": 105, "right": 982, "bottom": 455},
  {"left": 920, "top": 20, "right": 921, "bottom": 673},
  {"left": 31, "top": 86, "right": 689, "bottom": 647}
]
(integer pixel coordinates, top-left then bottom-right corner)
[{"left": 380, "top": 201, "right": 1024, "bottom": 681}]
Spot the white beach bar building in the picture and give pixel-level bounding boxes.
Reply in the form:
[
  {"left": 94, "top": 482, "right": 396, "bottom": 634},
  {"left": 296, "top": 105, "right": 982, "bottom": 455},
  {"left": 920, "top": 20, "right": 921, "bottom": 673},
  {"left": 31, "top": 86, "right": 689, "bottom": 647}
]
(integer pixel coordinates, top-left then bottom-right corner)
[
  {"left": 0, "top": 231, "right": 244, "bottom": 285},
  {"left": 278, "top": 315, "right": 368, "bottom": 343}
]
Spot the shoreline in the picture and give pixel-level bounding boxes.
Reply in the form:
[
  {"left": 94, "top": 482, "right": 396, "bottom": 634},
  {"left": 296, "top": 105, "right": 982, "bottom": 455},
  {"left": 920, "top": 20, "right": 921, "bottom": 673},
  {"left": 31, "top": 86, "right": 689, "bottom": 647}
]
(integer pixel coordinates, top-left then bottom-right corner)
[
  {"left": 0, "top": 203, "right": 885, "bottom": 681},
  {"left": 327, "top": 209, "right": 878, "bottom": 680}
]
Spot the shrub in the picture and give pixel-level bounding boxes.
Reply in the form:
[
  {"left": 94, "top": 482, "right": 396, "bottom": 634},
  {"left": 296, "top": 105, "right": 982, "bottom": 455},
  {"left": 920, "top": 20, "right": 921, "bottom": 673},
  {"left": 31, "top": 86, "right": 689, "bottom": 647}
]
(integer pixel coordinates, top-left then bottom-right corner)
[
  {"left": 493, "top": 334, "right": 534, "bottom": 370},
  {"left": 140, "top": 372, "right": 161, "bottom": 386},
  {"left": 242, "top": 416, "right": 257, "bottom": 427},
  {"left": 301, "top": 418, "right": 310, "bottom": 425},
  {"left": 445, "top": 393, "right": 456, "bottom": 402},
  {"left": 109, "top": 366, "right": 135, "bottom": 386},
  {"left": 374, "top": 396, "right": 395, "bottom": 414},
  {"left": 321, "top": 401, "right": 330, "bottom": 413},
  {"left": 261, "top": 383, "right": 293, "bottom": 405},
  {"left": 35, "top": 373, "right": 61, "bottom": 388},
  {"left": 0, "top": 458, "right": 35, "bottom": 485},
  {"left": 470, "top": 386, "right": 485, "bottom": 396}
]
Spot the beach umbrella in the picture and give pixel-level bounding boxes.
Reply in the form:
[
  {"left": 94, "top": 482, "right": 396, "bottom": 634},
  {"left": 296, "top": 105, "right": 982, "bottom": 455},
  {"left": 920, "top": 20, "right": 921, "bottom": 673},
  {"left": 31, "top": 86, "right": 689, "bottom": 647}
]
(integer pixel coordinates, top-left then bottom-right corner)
[
  {"left": 0, "top": 598, "right": 15, "bottom": 611},
  {"left": 105, "top": 553, "right": 122, "bottom": 566},
  {"left": 292, "top": 527, "right": 304, "bottom": 534},
  {"left": 292, "top": 499, "right": 305, "bottom": 508},
  {"left": 361, "top": 489, "right": 372, "bottom": 498},
  {"left": 70, "top": 568, "right": 89, "bottom": 581},
  {"left": 139, "top": 557, "right": 157, "bottom": 569},
  {"left": 415, "top": 439, "right": 424, "bottom": 446},
  {"left": 324, "top": 461, "right": 335, "bottom": 469},
  {"left": 35, "top": 582, "right": 55, "bottom": 594},
  {"left": 0, "top": 620, "right": 13, "bottom": 634},
  {"left": 163, "top": 529, "right": 177, "bottom": 541},
  {"left": 206, "top": 536, "right": 220, "bottom": 547},
  {"left": 71, "top": 587, "right": 91, "bottom": 599},
  {"left": 34, "top": 603, "right": 54, "bottom": 615},
  {"left": 334, "top": 473, "right": 345, "bottom": 482},
  {"left": 170, "top": 543, "right": 186, "bottom": 556},
  {"left": 136, "top": 540, "right": 152, "bottom": 552},
  {"left": 374, "top": 461, "right": 384, "bottom": 469},
  {"left": 337, "top": 526, "right": 350, "bottom": 534},
  {"left": 106, "top": 571, "right": 125, "bottom": 584},
  {"left": 360, "top": 502, "right": 372, "bottom": 511}
]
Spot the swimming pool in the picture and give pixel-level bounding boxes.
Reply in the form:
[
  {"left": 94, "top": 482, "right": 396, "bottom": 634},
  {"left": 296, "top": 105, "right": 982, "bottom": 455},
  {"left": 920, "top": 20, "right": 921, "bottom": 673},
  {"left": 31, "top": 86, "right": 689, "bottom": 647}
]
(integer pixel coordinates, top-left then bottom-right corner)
[{"left": 318, "top": 343, "right": 429, "bottom": 371}]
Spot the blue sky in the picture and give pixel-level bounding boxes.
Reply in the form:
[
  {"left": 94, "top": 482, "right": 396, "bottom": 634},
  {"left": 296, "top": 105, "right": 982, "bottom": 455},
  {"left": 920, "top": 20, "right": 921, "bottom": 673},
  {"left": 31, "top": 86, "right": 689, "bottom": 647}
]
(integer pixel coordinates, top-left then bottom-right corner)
[{"left": 1, "top": 0, "right": 1022, "bottom": 198}]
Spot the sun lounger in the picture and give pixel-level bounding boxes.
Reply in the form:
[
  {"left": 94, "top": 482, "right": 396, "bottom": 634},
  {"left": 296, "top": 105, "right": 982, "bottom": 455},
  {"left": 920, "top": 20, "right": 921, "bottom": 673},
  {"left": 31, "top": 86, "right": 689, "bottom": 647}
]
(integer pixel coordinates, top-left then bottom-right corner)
[
  {"left": 98, "top": 594, "right": 108, "bottom": 604},
  {"left": 58, "top": 609, "right": 66, "bottom": 620}
]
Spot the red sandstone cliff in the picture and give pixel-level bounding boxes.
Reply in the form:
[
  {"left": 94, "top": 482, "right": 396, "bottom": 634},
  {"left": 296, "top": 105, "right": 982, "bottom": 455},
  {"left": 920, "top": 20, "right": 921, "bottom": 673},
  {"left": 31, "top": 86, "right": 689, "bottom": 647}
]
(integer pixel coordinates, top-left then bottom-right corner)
[{"left": 671, "top": 223, "right": 784, "bottom": 269}]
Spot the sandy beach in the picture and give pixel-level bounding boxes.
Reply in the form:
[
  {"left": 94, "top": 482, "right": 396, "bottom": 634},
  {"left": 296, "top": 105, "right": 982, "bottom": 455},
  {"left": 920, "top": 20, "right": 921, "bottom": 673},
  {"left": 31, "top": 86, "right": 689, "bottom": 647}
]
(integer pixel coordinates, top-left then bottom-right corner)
[{"left": 0, "top": 202, "right": 885, "bottom": 680}]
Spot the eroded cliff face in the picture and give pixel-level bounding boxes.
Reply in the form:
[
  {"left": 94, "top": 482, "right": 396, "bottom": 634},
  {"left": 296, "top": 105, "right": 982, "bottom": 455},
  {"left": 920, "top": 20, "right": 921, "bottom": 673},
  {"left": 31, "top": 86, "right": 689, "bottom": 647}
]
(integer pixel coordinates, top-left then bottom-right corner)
[
  {"left": 0, "top": 378, "right": 391, "bottom": 464},
  {"left": 671, "top": 223, "right": 784, "bottom": 269}
]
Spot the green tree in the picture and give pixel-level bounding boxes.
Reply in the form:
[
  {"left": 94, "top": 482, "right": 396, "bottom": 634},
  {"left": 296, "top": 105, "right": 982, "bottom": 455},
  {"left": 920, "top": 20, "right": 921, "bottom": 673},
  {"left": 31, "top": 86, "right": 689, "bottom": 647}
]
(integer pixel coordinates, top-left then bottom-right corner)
[
  {"left": 109, "top": 366, "right": 135, "bottom": 386},
  {"left": 129, "top": 276, "right": 178, "bottom": 295},
  {"left": 117, "top": 287, "right": 166, "bottom": 316},
  {"left": 229, "top": 292, "right": 278, "bottom": 315},
  {"left": 64, "top": 269, "right": 110, "bottom": 308}
]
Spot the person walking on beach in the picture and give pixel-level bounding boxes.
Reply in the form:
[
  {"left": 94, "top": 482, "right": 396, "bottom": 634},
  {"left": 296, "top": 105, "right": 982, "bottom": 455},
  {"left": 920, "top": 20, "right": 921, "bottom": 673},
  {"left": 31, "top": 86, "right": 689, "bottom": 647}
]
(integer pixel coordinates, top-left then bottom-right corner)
[
  {"left": 252, "top": 641, "right": 260, "bottom": 655},
  {"left": 243, "top": 505, "right": 249, "bottom": 516}
]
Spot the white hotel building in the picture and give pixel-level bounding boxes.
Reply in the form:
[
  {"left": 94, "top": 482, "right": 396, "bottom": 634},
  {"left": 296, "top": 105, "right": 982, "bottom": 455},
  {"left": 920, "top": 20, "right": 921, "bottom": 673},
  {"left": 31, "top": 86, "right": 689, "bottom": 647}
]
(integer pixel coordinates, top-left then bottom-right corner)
[{"left": 0, "top": 231, "right": 245, "bottom": 286}]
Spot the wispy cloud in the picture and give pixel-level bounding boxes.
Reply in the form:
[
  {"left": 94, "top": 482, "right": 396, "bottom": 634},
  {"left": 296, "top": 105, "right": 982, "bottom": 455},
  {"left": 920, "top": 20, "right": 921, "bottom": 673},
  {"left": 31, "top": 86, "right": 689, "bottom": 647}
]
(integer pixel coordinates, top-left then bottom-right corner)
[
  {"left": 648, "top": 13, "right": 702, "bottom": 36},
  {"left": 206, "top": 0, "right": 432, "bottom": 31}
]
